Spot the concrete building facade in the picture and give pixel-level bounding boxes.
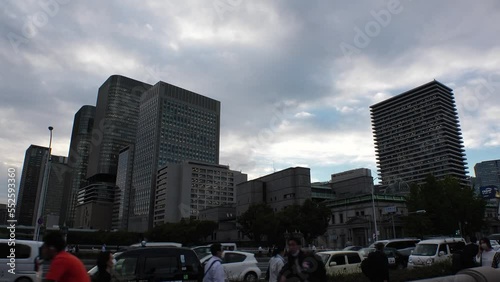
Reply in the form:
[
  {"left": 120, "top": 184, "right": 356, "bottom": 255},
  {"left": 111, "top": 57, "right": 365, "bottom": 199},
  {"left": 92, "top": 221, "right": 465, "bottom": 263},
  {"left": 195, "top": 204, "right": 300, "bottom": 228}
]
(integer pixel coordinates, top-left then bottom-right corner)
[
  {"left": 236, "top": 167, "right": 311, "bottom": 216},
  {"left": 129, "top": 81, "right": 221, "bottom": 232},
  {"left": 371, "top": 80, "right": 468, "bottom": 188},
  {"left": 331, "top": 168, "right": 373, "bottom": 198},
  {"left": 474, "top": 160, "right": 500, "bottom": 189},
  {"left": 153, "top": 161, "right": 246, "bottom": 226}
]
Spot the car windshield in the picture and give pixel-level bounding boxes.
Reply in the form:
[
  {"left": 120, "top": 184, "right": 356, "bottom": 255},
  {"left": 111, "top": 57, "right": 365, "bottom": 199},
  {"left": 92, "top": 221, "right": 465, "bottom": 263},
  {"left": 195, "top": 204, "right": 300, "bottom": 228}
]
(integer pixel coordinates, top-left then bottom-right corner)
[
  {"left": 412, "top": 244, "right": 437, "bottom": 256},
  {"left": 317, "top": 253, "right": 330, "bottom": 264}
]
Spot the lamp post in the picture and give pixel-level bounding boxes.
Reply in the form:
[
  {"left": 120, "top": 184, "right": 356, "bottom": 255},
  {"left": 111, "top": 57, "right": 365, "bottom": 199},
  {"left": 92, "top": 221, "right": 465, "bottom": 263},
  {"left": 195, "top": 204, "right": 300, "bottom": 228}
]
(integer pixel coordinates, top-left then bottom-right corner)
[
  {"left": 33, "top": 126, "right": 53, "bottom": 241},
  {"left": 371, "top": 177, "right": 379, "bottom": 242}
]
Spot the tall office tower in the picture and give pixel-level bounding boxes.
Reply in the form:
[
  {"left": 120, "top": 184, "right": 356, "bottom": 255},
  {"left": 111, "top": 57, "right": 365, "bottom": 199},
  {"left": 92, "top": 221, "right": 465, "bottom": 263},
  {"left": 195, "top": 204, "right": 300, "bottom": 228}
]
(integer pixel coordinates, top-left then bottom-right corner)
[
  {"left": 128, "top": 81, "right": 221, "bottom": 232},
  {"left": 33, "top": 155, "right": 70, "bottom": 227},
  {"left": 474, "top": 160, "right": 500, "bottom": 189},
  {"left": 17, "top": 145, "right": 48, "bottom": 226},
  {"left": 86, "top": 75, "right": 151, "bottom": 178},
  {"left": 370, "top": 80, "right": 468, "bottom": 188},
  {"left": 112, "top": 145, "right": 135, "bottom": 231},
  {"left": 76, "top": 75, "right": 151, "bottom": 230},
  {"left": 60, "top": 105, "right": 95, "bottom": 227},
  {"left": 153, "top": 161, "right": 247, "bottom": 225}
]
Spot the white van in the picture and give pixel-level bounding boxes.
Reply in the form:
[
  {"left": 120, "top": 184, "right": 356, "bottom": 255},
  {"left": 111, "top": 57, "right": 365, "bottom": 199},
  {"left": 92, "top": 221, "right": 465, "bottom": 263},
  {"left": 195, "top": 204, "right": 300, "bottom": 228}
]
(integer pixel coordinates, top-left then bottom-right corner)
[
  {"left": 0, "top": 239, "right": 43, "bottom": 282},
  {"left": 192, "top": 243, "right": 237, "bottom": 260},
  {"left": 407, "top": 237, "right": 465, "bottom": 269}
]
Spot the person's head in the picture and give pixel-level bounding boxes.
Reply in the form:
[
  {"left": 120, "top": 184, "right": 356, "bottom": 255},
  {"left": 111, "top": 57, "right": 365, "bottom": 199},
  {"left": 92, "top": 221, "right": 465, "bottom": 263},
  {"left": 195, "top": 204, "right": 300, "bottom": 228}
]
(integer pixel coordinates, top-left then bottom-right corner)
[
  {"left": 272, "top": 245, "right": 285, "bottom": 257},
  {"left": 479, "top": 237, "right": 492, "bottom": 251},
  {"left": 42, "top": 231, "right": 66, "bottom": 260},
  {"left": 469, "top": 235, "right": 477, "bottom": 244},
  {"left": 96, "top": 251, "right": 113, "bottom": 272},
  {"left": 210, "top": 243, "right": 223, "bottom": 258},
  {"left": 287, "top": 237, "right": 301, "bottom": 256},
  {"left": 375, "top": 242, "right": 385, "bottom": 251}
]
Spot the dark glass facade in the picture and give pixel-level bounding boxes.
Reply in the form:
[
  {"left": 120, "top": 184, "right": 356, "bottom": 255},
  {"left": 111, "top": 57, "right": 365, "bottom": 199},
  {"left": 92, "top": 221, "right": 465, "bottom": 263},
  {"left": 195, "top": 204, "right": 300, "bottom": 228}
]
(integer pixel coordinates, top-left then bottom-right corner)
[
  {"left": 474, "top": 160, "right": 500, "bottom": 188},
  {"left": 129, "top": 81, "right": 221, "bottom": 232},
  {"left": 370, "top": 80, "right": 468, "bottom": 187},
  {"left": 60, "top": 105, "right": 95, "bottom": 227},
  {"left": 112, "top": 145, "right": 134, "bottom": 230},
  {"left": 17, "top": 145, "right": 48, "bottom": 226}
]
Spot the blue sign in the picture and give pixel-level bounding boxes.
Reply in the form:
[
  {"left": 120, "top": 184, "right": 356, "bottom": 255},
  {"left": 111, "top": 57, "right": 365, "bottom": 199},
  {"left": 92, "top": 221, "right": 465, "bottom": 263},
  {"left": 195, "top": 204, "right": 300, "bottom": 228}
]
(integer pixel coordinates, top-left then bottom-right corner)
[{"left": 480, "top": 185, "right": 499, "bottom": 199}]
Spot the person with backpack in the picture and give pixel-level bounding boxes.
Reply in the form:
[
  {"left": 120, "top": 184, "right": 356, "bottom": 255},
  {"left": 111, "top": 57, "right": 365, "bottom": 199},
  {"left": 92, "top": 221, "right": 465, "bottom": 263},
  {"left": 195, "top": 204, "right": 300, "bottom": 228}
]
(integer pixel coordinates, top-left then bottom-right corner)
[
  {"left": 364, "top": 242, "right": 389, "bottom": 282},
  {"left": 266, "top": 246, "right": 285, "bottom": 282},
  {"left": 203, "top": 243, "right": 225, "bottom": 282},
  {"left": 278, "top": 237, "right": 326, "bottom": 282}
]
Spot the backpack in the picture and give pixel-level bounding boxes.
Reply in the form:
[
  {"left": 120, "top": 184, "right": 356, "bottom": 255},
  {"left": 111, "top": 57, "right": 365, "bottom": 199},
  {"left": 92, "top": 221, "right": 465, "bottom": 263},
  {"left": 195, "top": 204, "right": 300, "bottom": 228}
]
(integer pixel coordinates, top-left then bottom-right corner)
[{"left": 361, "top": 257, "right": 373, "bottom": 278}]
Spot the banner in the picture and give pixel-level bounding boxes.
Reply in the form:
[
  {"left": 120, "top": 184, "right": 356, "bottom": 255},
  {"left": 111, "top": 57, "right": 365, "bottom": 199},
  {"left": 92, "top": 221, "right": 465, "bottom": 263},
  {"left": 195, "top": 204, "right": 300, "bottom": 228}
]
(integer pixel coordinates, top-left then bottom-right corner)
[{"left": 480, "top": 185, "right": 499, "bottom": 199}]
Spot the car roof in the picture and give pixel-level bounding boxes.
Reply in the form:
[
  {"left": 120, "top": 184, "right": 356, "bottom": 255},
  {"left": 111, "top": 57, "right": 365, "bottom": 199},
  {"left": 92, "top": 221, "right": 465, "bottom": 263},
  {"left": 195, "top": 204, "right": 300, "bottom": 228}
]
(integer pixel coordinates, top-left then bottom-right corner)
[
  {"left": 119, "top": 246, "right": 196, "bottom": 256},
  {"left": 318, "top": 250, "right": 361, "bottom": 255},
  {"left": 417, "top": 238, "right": 465, "bottom": 244}
]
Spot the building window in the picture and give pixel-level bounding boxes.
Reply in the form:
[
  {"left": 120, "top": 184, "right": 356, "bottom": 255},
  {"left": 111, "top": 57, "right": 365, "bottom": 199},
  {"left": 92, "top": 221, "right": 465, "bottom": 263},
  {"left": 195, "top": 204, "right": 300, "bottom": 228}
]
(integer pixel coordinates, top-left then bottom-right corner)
[{"left": 339, "top": 213, "right": 344, "bottom": 224}]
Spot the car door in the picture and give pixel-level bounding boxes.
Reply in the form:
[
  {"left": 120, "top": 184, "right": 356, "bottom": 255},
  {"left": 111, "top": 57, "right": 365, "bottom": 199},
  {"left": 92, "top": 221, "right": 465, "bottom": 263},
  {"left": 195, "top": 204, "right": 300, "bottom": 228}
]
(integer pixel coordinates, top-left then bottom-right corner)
[
  {"left": 112, "top": 254, "right": 139, "bottom": 281},
  {"left": 222, "top": 252, "right": 247, "bottom": 281},
  {"left": 326, "top": 253, "right": 348, "bottom": 275},
  {"left": 346, "top": 253, "right": 362, "bottom": 274}
]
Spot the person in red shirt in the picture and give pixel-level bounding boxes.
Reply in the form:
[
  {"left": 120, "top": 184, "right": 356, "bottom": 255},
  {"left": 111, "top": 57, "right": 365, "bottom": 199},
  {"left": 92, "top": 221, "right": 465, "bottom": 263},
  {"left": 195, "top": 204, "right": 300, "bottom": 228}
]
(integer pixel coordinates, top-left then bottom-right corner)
[{"left": 42, "top": 231, "right": 90, "bottom": 282}]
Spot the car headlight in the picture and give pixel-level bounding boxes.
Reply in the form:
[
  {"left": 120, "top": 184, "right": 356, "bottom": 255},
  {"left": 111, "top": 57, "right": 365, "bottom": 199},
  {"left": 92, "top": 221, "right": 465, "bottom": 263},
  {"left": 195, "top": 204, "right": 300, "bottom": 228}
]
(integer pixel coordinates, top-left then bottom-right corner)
[{"left": 408, "top": 257, "right": 413, "bottom": 264}]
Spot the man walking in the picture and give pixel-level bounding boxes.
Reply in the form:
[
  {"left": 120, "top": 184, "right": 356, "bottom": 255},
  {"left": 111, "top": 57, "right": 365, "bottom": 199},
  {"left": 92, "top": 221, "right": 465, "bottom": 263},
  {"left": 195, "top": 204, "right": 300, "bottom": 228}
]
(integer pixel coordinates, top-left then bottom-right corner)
[
  {"left": 366, "top": 242, "right": 390, "bottom": 282},
  {"left": 267, "top": 246, "right": 285, "bottom": 282},
  {"left": 203, "top": 243, "right": 225, "bottom": 282},
  {"left": 278, "top": 237, "right": 326, "bottom": 282},
  {"left": 42, "top": 231, "right": 90, "bottom": 282}
]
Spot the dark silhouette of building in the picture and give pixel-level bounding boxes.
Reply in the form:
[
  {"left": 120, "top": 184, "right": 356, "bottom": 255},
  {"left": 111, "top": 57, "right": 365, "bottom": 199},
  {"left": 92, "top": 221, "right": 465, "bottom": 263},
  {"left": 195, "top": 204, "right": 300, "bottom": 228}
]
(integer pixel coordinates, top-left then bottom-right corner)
[
  {"left": 75, "top": 75, "right": 151, "bottom": 230},
  {"left": 112, "top": 145, "right": 135, "bottom": 231},
  {"left": 60, "top": 105, "right": 95, "bottom": 227},
  {"left": 474, "top": 160, "right": 500, "bottom": 189},
  {"left": 17, "top": 145, "right": 49, "bottom": 226},
  {"left": 128, "top": 81, "right": 221, "bottom": 232},
  {"left": 370, "top": 80, "right": 468, "bottom": 188}
]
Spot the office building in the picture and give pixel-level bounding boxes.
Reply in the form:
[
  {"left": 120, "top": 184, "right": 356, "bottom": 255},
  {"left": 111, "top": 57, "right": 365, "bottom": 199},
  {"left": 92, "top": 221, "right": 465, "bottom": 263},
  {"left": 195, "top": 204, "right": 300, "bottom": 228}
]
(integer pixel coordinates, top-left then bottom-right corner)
[
  {"left": 153, "top": 161, "right": 246, "bottom": 227},
  {"left": 77, "top": 75, "right": 151, "bottom": 230},
  {"left": 32, "top": 155, "right": 69, "bottom": 227},
  {"left": 331, "top": 168, "right": 374, "bottom": 198},
  {"left": 17, "top": 145, "right": 49, "bottom": 226},
  {"left": 236, "top": 167, "right": 311, "bottom": 216},
  {"left": 474, "top": 160, "right": 500, "bottom": 189},
  {"left": 370, "top": 80, "right": 468, "bottom": 187},
  {"left": 86, "top": 75, "right": 151, "bottom": 178},
  {"left": 112, "top": 145, "right": 134, "bottom": 230},
  {"left": 129, "top": 81, "right": 221, "bottom": 232},
  {"left": 60, "top": 105, "right": 95, "bottom": 227}
]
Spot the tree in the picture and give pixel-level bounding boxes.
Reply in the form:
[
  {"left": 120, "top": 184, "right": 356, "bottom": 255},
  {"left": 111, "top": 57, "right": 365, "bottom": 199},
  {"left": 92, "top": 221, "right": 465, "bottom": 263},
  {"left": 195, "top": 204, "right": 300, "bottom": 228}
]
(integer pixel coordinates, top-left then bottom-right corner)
[
  {"left": 147, "top": 219, "right": 218, "bottom": 244},
  {"left": 404, "top": 175, "right": 486, "bottom": 237},
  {"left": 237, "top": 203, "right": 275, "bottom": 243}
]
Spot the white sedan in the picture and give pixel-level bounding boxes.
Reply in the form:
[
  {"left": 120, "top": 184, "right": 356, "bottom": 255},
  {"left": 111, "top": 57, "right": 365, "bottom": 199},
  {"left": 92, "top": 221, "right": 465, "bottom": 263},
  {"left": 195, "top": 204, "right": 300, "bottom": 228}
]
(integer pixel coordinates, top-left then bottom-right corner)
[{"left": 200, "top": 251, "right": 261, "bottom": 282}]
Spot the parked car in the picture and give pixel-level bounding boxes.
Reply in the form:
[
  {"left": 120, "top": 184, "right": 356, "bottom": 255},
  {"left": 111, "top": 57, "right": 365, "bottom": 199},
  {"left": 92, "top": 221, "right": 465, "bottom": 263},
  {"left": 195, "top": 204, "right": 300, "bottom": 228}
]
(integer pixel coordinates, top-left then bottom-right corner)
[
  {"left": 0, "top": 239, "right": 43, "bottom": 282},
  {"left": 407, "top": 237, "right": 465, "bottom": 269},
  {"left": 358, "top": 247, "right": 376, "bottom": 258},
  {"left": 490, "top": 240, "right": 500, "bottom": 251},
  {"left": 94, "top": 247, "right": 202, "bottom": 281},
  {"left": 200, "top": 251, "right": 260, "bottom": 282},
  {"left": 317, "top": 251, "right": 364, "bottom": 275},
  {"left": 383, "top": 247, "right": 408, "bottom": 269},
  {"left": 343, "top": 246, "right": 363, "bottom": 251},
  {"left": 193, "top": 243, "right": 238, "bottom": 260},
  {"left": 369, "top": 238, "right": 420, "bottom": 251}
]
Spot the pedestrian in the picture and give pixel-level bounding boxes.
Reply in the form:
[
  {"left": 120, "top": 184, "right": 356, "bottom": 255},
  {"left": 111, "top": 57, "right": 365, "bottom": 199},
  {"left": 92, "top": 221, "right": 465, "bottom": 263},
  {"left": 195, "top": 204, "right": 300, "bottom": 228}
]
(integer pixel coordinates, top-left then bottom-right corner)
[
  {"left": 42, "top": 231, "right": 90, "bottom": 282},
  {"left": 267, "top": 246, "right": 285, "bottom": 282},
  {"left": 91, "top": 251, "right": 113, "bottom": 282},
  {"left": 101, "top": 243, "right": 106, "bottom": 252},
  {"left": 75, "top": 244, "right": 80, "bottom": 253},
  {"left": 258, "top": 246, "right": 263, "bottom": 256},
  {"left": 278, "top": 237, "right": 327, "bottom": 282},
  {"left": 365, "top": 242, "right": 390, "bottom": 282},
  {"left": 203, "top": 243, "right": 225, "bottom": 282},
  {"left": 476, "top": 237, "right": 500, "bottom": 268},
  {"left": 461, "top": 236, "right": 479, "bottom": 268}
]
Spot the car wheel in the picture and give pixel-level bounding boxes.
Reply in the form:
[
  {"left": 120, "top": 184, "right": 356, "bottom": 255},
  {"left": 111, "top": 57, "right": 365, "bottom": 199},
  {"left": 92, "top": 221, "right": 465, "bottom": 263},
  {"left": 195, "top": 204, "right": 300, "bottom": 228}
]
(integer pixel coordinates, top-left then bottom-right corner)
[{"left": 244, "top": 272, "right": 258, "bottom": 282}]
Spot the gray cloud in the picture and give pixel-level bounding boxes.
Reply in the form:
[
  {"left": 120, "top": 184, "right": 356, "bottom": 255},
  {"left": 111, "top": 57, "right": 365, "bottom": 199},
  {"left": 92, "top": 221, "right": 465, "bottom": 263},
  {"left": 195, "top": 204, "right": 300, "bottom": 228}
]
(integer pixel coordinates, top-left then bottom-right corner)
[{"left": 1, "top": 0, "right": 500, "bottom": 203}]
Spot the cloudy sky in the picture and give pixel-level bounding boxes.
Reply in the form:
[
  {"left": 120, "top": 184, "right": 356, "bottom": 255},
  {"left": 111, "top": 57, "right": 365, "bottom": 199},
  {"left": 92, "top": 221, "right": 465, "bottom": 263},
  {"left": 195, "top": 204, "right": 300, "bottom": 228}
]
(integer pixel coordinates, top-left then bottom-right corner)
[{"left": 1, "top": 0, "right": 500, "bottom": 204}]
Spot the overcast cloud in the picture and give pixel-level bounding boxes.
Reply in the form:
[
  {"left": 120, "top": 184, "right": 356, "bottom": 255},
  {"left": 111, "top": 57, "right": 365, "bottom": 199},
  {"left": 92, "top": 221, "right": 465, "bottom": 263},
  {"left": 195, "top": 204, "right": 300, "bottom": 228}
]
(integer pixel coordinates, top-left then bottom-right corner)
[{"left": 1, "top": 0, "right": 500, "bottom": 203}]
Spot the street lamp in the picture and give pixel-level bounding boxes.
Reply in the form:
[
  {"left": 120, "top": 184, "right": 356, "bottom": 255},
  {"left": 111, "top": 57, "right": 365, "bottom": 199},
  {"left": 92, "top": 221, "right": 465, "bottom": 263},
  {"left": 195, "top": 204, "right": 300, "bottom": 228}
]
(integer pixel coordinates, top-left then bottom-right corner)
[
  {"left": 33, "top": 126, "right": 53, "bottom": 241},
  {"left": 371, "top": 177, "right": 379, "bottom": 242}
]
